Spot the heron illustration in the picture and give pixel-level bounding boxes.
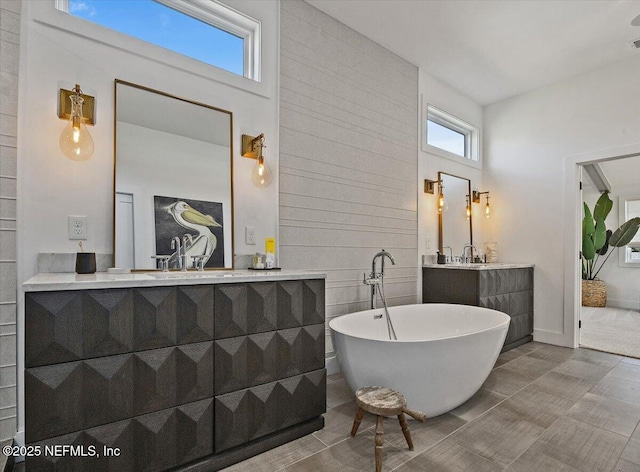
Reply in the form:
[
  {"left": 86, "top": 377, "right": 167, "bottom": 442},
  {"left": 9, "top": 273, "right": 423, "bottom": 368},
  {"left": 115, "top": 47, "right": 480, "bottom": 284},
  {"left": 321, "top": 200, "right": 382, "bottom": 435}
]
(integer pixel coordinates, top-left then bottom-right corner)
[{"left": 166, "top": 201, "right": 222, "bottom": 268}]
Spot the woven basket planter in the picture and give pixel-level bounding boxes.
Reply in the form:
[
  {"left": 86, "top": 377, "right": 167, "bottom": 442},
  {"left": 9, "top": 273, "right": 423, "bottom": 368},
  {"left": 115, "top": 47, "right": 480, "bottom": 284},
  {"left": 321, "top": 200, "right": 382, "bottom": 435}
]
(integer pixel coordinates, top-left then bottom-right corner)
[{"left": 582, "top": 279, "right": 606, "bottom": 307}]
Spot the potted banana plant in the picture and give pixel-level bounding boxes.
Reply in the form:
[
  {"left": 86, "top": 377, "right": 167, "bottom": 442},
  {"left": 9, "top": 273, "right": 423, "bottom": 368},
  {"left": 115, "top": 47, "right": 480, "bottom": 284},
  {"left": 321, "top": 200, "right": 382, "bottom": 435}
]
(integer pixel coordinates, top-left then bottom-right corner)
[{"left": 582, "top": 191, "right": 640, "bottom": 306}]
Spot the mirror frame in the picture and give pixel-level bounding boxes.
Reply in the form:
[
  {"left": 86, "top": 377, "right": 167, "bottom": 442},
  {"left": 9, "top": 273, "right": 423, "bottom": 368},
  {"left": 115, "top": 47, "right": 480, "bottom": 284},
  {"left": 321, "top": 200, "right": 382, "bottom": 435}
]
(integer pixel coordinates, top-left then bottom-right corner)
[
  {"left": 437, "top": 171, "right": 473, "bottom": 255},
  {"left": 113, "top": 79, "right": 235, "bottom": 270}
]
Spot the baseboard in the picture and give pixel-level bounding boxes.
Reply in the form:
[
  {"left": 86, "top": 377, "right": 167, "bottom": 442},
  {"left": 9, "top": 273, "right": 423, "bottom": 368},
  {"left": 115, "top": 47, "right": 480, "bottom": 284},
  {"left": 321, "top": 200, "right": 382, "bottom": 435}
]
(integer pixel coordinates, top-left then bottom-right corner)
[
  {"left": 533, "top": 329, "right": 573, "bottom": 347},
  {"left": 606, "top": 299, "right": 640, "bottom": 311},
  {"left": 325, "top": 355, "right": 340, "bottom": 375}
]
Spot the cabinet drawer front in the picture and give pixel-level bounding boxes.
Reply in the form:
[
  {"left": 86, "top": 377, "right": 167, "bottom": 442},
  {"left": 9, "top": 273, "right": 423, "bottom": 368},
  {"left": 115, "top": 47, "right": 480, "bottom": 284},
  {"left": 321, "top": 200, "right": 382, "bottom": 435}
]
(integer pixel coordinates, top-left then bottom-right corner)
[
  {"left": 25, "top": 362, "right": 84, "bottom": 443},
  {"left": 26, "top": 287, "right": 216, "bottom": 368},
  {"left": 214, "top": 369, "right": 326, "bottom": 453},
  {"left": 176, "top": 285, "right": 214, "bottom": 344},
  {"left": 302, "top": 279, "right": 325, "bottom": 325},
  {"left": 26, "top": 343, "right": 213, "bottom": 442},
  {"left": 26, "top": 291, "right": 86, "bottom": 368},
  {"left": 214, "top": 325, "right": 325, "bottom": 395},
  {"left": 215, "top": 280, "right": 325, "bottom": 340},
  {"left": 25, "top": 399, "right": 213, "bottom": 472},
  {"left": 505, "top": 312, "right": 533, "bottom": 345},
  {"left": 479, "top": 270, "right": 512, "bottom": 296}
]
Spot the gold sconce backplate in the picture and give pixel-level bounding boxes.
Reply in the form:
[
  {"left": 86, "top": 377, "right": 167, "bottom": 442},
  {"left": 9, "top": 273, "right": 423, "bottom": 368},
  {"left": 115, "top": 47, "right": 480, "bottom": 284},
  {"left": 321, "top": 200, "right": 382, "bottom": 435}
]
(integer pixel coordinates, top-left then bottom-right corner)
[
  {"left": 241, "top": 134, "right": 262, "bottom": 159},
  {"left": 58, "top": 88, "right": 95, "bottom": 125},
  {"left": 424, "top": 179, "right": 437, "bottom": 194}
]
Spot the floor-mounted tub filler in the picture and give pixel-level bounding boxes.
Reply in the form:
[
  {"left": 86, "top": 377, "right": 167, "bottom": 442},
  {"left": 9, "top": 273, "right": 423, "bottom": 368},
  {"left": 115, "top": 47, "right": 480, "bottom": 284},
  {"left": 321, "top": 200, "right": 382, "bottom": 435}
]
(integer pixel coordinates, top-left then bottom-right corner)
[{"left": 330, "top": 303, "right": 510, "bottom": 417}]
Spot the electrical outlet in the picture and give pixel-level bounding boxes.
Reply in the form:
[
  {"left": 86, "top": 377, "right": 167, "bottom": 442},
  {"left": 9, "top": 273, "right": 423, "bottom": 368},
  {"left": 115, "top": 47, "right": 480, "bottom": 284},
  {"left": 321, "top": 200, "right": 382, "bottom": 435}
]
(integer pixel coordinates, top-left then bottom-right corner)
[
  {"left": 68, "top": 215, "right": 87, "bottom": 240},
  {"left": 245, "top": 226, "right": 256, "bottom": 245}
]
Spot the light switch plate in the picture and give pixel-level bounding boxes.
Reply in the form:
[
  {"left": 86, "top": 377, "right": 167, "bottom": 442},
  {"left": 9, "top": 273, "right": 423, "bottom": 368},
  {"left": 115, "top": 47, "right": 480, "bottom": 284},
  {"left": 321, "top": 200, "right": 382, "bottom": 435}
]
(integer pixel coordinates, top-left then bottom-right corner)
[{"left": 68, "top": 215, "right": 87, "bottom": 240}]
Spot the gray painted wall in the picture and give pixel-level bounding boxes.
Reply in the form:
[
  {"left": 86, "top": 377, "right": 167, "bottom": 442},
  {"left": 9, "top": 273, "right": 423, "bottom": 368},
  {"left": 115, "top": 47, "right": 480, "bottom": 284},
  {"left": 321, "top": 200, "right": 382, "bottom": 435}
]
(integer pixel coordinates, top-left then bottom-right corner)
[
  {"left": 0, "top": 0, "right": 20, "bottom": 441},
  {"left": 279, "top": 0, "right": 419, "bottom": 356}
]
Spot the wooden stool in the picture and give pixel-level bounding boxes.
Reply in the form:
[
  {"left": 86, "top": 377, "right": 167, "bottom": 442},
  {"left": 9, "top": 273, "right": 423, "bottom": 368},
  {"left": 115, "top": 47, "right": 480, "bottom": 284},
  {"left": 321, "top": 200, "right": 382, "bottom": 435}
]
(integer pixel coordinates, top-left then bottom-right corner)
[{"left": 351, "top": 386, "right": 426, "bottom": 472}]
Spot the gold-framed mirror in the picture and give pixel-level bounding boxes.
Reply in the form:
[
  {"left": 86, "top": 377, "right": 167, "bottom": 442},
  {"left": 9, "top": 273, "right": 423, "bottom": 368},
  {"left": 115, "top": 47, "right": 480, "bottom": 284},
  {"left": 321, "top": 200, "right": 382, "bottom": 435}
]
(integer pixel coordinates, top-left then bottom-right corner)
[
  {"left": 113, "top": 80, "right": 234, "bottom": 270},
  {"left": 438, "top": 171, "right": 473, "bottom": 257}
]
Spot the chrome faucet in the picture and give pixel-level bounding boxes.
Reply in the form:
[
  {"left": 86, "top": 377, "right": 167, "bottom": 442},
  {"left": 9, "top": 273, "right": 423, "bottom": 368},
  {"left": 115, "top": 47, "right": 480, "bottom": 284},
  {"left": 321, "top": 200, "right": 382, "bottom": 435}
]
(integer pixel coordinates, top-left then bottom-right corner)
[
  {"left": 171, "top": 237, "right": 182, "bottom": 270},
  {"left": 182, "top": 234, "right": 193, "bottom": 270},
  {"left": 462, "top": 245, "right": 477, "bottom": 263},
  {"left": 191, "top": 255, "right": 206, "bottom": 271},
  {"left": 364, "top": 250, "right": 396, "bottom": 309},
  {"left": 372, "top": 250, "right": 396, "bottom": 279},
  {"left": 443, "top": 246, "right": 453, "bottom": 263},
  {"left": 363, "top": 250, "right": 398, "bottom": 340}
]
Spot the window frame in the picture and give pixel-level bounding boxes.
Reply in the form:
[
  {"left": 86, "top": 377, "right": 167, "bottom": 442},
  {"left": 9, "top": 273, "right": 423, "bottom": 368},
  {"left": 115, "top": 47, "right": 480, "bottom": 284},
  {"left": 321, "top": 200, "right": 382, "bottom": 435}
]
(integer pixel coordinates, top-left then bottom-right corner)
[
  {"left": 55, "top": 0, "right": 261, "bottom": 82},
  {"left": 619, "top": 194, "right": 640, "bottom": 267},
  {"left": 423, "top": 103, "right": 481, "bottom": 169}
]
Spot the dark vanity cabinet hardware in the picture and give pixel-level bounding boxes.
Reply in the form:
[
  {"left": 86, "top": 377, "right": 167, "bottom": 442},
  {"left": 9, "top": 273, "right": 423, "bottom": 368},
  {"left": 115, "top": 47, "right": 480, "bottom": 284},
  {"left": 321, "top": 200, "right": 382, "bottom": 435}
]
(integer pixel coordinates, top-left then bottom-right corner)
[
  {"left": 24, "top": 279, "right": 326, "bottom": 472},
  {"left": 422, "top": 267, "right": 533, "bottom": 351}
]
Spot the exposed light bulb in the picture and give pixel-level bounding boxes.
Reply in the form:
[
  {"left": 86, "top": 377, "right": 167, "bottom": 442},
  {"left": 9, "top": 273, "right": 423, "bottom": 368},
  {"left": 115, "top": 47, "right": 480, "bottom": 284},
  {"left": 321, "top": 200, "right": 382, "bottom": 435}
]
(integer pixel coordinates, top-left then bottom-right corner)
[
  {"left": 251, "top": 155, "right": 272, "bottom": 188},
  {"left": 437, "top": 192, "right": 448, "bottom": 213},
  {"left": 485, "top": 195, "right": 491, "bottom": 218},
  {"left": 59, "top": 85, "right": 94, "bottom": 161},
  {"left": 466, "top": 204, "right": 471, "bottom": 220}
]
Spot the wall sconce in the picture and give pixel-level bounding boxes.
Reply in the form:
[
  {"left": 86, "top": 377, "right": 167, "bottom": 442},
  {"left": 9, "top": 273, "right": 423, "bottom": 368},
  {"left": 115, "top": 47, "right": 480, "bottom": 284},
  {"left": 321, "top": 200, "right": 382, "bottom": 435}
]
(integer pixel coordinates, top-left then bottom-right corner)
[
  {"left": 465, "top": 194, "right": 471, "bottom": 220},
  {"left": 424, "top": 179, "right": 447, "bottom": 213},
  {"left": 58, "top": 84, "right": 95, "bottom": 161},
  {"left": 473, "top": 190, "right": 491, "bottom": 218},
  {"left": 242, "top": 133, "right": 272, "bottom": 188}
]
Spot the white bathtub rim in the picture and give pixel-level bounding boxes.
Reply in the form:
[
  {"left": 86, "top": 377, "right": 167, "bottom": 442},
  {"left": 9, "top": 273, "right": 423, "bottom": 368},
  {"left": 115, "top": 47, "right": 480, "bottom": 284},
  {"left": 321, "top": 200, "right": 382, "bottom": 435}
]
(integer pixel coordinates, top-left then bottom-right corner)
[{"left": 329, "top": 303, "right": 510, "bottom": 344}]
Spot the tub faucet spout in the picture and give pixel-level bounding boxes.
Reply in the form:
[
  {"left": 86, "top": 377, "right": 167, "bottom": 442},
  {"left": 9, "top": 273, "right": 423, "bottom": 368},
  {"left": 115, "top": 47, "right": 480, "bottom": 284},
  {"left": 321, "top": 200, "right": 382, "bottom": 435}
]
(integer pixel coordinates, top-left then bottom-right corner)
[
  {"left": 369, "top": 250, "right": 396, "bottom": 309},
  {"left": 372, "top": 249, "right": 396, "bottom": 278}
]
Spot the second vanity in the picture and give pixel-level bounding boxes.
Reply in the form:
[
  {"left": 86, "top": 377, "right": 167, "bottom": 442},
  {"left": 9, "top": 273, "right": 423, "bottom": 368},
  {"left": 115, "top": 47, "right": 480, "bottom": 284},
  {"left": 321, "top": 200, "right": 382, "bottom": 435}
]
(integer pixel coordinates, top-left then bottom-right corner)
[
  {"left": 422, "top": 263, "right": 534, "bottom": 351},
  {"left": 23, "top": 270, "right": 326, "bottom": 472}
]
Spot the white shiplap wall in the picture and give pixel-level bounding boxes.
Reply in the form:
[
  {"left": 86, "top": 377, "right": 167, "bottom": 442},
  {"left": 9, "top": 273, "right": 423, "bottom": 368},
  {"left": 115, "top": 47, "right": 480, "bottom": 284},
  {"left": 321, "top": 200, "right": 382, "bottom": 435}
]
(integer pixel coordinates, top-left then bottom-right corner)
[
  {"left": 279, "top": 0, "right": 419, "bottom": 356},
  {"left": 0, "top": 0, "right": 20, "bottom": 441}
]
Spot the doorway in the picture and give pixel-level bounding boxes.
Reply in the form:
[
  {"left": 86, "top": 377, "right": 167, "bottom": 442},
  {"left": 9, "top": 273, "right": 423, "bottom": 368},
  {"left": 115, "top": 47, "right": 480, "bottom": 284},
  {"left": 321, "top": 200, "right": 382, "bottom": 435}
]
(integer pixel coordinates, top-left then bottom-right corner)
[{"left": 578, "top": 155, "right": 640, "bottom": 358}]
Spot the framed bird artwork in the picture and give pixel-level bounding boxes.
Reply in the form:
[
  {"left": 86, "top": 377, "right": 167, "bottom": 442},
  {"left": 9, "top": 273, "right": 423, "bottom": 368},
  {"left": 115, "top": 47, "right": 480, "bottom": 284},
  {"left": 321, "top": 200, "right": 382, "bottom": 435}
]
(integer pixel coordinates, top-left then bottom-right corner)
[{"left": 154, "top": 195, "right": 225, "bottom": 269}]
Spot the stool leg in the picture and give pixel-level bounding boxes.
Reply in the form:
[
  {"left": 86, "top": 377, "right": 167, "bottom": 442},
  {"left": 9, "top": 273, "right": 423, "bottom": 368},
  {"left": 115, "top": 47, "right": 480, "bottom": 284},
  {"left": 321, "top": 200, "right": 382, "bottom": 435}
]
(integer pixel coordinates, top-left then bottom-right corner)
[
  {"left": 398, "top": 412, "right": 413, "bottom": 451},
  {"left": 375, "top": 415, "right": 384, "bottom": 472},
  {"left": 351, "top": 407, "right": 365, "bottom": 436}
]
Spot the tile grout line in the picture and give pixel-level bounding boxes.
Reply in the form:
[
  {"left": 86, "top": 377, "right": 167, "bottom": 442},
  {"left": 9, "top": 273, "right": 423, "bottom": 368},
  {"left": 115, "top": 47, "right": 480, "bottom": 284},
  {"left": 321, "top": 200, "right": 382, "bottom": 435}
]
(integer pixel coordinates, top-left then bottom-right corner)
[
  {"left": 495, "top": 351, "right": 634, "bottom": 470},
  {"left": 500, "top": 414, "right": 565, "bottom": 471},
  {"left": 387, "top": 347, "right": 559, "bottom": 471},
  {"left": 391, "top": 349, "right": 609, "bottom": 469},
  {"left": 240, "top": 345, "right": 637, "bottom": 471}
]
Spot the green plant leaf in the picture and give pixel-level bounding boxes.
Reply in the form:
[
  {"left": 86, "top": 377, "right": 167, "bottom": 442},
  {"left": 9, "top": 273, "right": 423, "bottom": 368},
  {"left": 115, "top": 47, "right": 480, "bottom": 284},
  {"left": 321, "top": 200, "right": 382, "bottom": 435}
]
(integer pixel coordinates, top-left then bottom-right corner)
[
  {"left": 594, "top": 191, "right": 613, "bottom": 221},
  {"left": 596, "top": 229, "right": 612, "bottom": 255},
  {"left": 583, "top": 203, "right": 595, "bottom": 236},
  {"left": 593, "top": 217, "right": 607, "bottom": 251},
  {"left": 609, "top": 217, "right": 640, "bottom": 247},
  {"left": 582, "top": 233, "right": 595, "bottom": 260}
]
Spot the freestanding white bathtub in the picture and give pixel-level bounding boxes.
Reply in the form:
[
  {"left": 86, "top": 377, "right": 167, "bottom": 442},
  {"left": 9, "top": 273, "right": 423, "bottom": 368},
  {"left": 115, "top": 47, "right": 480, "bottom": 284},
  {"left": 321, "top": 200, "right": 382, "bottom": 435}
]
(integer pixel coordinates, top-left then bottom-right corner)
[{"left": 329, "top": 303, "right": 510, "bottom": 417}]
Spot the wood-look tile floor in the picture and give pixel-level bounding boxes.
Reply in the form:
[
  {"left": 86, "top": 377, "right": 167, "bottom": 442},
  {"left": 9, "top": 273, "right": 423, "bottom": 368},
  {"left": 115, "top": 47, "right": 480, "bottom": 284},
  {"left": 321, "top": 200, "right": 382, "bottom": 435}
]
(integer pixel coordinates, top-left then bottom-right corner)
[{"left": 222, "top": 342, "right": 640, "bottom": 472}]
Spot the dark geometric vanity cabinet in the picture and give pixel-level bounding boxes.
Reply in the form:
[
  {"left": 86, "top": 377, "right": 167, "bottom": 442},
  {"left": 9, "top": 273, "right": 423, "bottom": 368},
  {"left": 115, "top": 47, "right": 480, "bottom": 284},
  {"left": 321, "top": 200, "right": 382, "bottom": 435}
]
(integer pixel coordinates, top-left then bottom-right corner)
[
  {"left": 422, "top": 267, "right": 534, "bottom": 351},
  {"left": 24, "top": 279, "right": 326, "bottom": 471}
]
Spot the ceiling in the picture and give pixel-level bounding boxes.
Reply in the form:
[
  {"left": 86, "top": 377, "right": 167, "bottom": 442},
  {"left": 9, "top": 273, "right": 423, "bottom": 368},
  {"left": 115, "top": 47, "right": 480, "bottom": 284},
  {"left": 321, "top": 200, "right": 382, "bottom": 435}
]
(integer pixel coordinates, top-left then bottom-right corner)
[{"left": 306, "top": 0, "right": 640, "bottom": 105}]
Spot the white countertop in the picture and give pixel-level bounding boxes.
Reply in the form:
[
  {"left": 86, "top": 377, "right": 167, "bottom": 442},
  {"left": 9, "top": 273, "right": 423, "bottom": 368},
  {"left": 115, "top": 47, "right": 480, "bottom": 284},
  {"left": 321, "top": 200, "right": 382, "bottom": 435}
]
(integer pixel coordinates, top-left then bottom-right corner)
[
  {"left": 23, "top": 270, "right": 327, "bottom": 292},
  {"left": 422, "top": 263, "right": 534, "bottom": 270}
]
